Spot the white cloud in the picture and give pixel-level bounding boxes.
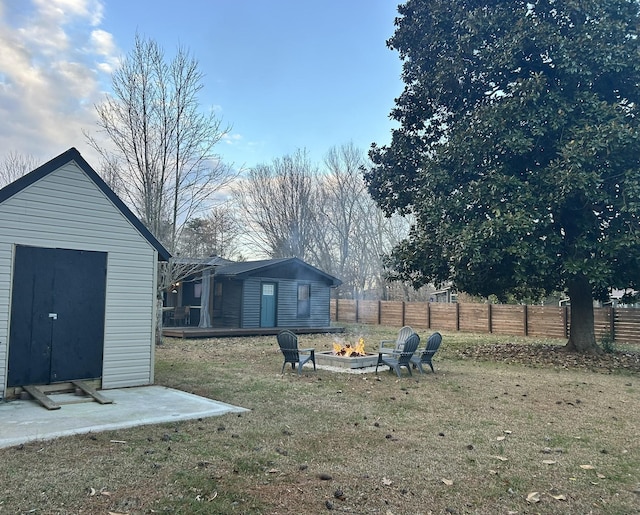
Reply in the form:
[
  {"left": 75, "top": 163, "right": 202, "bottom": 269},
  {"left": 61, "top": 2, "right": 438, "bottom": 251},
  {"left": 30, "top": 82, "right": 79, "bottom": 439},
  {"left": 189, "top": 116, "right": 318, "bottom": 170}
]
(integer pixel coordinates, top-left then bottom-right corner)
[
  {"left": 90, "top": 29, "right": 119, "bottom": 74},
  {"left": 91, "top": 29, "right": 115, "bottom": 55},
  {"left": 33, "top": 0, "right": 104, "bottom": 26},
  {"left": 20, "top": 0, "right": 105, "bottom": 54},
  {"left": 0, "top": 0, "right": 116, "bottom": 164},
  {"left": 223, "top": 133, "right": 243, "bottom": 145}
]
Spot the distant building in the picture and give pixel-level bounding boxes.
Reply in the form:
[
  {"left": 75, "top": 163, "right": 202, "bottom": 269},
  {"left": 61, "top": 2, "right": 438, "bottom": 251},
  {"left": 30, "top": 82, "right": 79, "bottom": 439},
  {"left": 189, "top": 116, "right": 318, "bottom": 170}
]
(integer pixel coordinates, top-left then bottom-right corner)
[
  {"left": 431, "top": 286, "right": 457, "bottom": 303},
  {"left": 166, "top": 257, "right": 342, "bottom": 330}
]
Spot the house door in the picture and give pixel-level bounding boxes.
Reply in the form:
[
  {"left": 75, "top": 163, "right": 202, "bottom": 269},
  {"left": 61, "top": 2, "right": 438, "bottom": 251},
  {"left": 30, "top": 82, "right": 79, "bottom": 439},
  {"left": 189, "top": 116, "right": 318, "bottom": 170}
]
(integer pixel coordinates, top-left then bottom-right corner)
[
  {"left": 260, "top": 282, "right": 277, "bottom": 327},
  {"left": 7, "top": 245, "right": 107, "bottom": 387}
]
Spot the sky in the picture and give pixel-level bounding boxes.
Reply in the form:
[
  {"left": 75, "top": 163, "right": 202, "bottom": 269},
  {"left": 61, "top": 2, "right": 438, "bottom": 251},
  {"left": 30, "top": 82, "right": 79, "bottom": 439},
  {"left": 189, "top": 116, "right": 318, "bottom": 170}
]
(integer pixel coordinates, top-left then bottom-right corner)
[{"left": 0, "top": 0, "right": 404, "bottom": 172}]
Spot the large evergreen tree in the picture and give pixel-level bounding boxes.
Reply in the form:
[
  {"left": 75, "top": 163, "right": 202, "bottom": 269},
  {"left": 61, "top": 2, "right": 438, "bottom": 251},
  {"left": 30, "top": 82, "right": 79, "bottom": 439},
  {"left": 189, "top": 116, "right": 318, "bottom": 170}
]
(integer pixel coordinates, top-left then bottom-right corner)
[{"left": 366, "top": 0, "right": 640, "bottom": 353}]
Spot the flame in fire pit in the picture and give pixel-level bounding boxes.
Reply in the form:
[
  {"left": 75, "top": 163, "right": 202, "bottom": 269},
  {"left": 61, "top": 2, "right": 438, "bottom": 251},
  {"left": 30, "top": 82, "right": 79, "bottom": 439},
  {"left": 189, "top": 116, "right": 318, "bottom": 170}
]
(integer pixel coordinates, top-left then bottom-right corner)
[{"left": 332, "top": 337, "right": 366, "bottom": 357}]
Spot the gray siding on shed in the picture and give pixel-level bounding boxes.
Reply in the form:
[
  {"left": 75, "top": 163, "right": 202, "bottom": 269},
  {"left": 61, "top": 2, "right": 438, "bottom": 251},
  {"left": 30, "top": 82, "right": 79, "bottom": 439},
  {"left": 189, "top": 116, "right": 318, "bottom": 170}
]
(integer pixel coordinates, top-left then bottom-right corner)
[
  {"left": 275, "top": 279, "right": 331, "bottom": 328},
  {"left": 241, "top": 278, "right": 262, "bottom": 328},
  {"left": 0, "top": 161, "right": 159, "bottom": 397},
  {"left": 239, "top": 277, "right": 331, "bottom": 329},
  {"left": 213, "top": 278, "right": 242, "bottom": 328}
]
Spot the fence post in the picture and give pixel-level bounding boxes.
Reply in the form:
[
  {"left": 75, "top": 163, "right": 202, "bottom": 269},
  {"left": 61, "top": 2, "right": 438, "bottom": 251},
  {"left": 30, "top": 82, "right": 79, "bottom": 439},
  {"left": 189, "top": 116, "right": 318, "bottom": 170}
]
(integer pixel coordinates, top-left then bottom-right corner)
[
  {"left": 523, "top": 305, "right": 528, "bottom": 336},
  {"left": 377, "top": 300, "right": 382, "bottom": 325},
  {"left": 487, "top": 304, "right": 493, "bottom": 333},
  {"left": 427, "top": 302, "right": 431, "bottom": 329},
  {"left": 402, "top": 301, "right": 406, "bottom": 326},
  {"left": 456, "top": 302, "right": 460, "bottom": 331},
  {"left": 562, "top": 306, "right": 569, "bottom": 338},
  {"left": 355, "top": 300, "right": 359, "bottom": 323},
  {"left": 610, "top": 306, "right": 616, "bottom": 343}
]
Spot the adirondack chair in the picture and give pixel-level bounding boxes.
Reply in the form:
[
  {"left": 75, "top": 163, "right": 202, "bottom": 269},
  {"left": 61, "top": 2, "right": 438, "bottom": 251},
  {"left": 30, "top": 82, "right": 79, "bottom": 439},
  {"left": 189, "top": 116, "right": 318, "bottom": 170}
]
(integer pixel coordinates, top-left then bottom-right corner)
[
  {"left": 379, "top": 325, "right": 414, "bottom": 356},
  {"left": 276, "top": 330, "right": 316, "bottom": 375},
  {"left": 410, "top": 332, "right": 442, "bottom": 373},
  {"left": 376, "top": 332, "right": 421, "bottom": 378}
]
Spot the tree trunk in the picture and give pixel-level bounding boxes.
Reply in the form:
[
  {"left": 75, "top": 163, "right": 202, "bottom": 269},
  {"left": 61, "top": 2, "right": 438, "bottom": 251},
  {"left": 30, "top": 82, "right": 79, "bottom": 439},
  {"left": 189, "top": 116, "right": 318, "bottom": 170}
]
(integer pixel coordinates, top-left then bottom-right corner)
[
  {"left": 565, "top": 274, "right": 602, "bottom": 354},
  {"left": 156, "top": 295, "right": 164, "bottom": 346}
]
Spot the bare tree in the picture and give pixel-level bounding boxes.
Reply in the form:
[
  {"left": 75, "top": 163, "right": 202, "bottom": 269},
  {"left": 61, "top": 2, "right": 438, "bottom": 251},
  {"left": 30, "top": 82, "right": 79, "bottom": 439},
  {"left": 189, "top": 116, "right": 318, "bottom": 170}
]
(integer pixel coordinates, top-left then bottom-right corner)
[
  {"left": 86, "top": 34, "right": 238, "bottom": 341},
  {"left": 86, "top": 34, "right": 236, "bottom": 254},
  {"left": 96, "top": 154, "right": 126, "bottom": 198},
  {"left": 233, "top": 149, "right": 318, "bottom": 259},
  {"left": 359, "top": 206, "right": 411, "bottom": 299},
  {"left": 311, "top": 143, "right": 410, "bottom": 299},
  {"left": 233, "top": 143, "right": 411, "bottom": 297},
  {"left": 312, "top": 143, "right": 369, "bottom": 292},
  {"left": 0, "top": 152, "right": 38, "bottom": 188}
]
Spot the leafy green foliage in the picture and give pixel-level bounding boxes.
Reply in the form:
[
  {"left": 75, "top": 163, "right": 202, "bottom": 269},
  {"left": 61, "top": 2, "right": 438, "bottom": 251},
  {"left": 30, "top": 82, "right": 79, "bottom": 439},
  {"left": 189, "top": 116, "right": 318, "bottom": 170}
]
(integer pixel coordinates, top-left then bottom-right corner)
[{"left": 366, "top": 0, "right": 640, "bottom": 315}]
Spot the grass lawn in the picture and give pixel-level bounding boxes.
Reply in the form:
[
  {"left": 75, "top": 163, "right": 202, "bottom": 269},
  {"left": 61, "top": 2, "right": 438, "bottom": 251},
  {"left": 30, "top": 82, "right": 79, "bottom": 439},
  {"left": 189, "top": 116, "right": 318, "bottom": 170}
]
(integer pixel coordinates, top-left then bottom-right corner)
[{"left": 1, "top": 325, "right": 638, "bottom": 514}]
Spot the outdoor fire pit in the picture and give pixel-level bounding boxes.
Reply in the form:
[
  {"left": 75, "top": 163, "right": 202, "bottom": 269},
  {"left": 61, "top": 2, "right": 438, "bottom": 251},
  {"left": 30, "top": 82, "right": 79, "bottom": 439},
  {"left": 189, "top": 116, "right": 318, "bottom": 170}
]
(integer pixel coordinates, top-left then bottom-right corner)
[{"left": 315, "top": 338, "right": 379, "bottom": 369}]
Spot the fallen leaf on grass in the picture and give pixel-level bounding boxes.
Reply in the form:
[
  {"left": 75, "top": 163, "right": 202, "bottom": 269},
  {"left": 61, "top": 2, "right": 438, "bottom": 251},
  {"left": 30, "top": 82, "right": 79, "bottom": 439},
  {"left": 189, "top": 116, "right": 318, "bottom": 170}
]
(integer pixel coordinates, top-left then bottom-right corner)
[
  {"left": 503, "top": 430, "right": 512, "bottom": 434},
  {"left": 441, "top": 478, "right": 453, "bottom": 486},
  {"left": 580, "top": 465, "right": 596, "bottom": 470},
  {"left": 490, "top": 455, "right": 509, "bottom": 461},
  {"left": 550, "top": 494, "right": 567, "bottom": 501},
  {"left": 267, "top": 468, "right": 279, "bottom": 474},
  {"left": 496, "top": 436, "right": 506, "bottom": 441},
  {"left": 108, "top": 512, "right": 129, "bottom": 515},
  {"left": 382, "top": 477, "right": 393, "bottom": 486},
  {"left": 526, "top": 492, "right": 540, "bottom": 503},
  {"left": 542, "top": 460, "right": 557, "bottom": 465},
  {"left": 597, "top": 473, "right": 606, "bottom": 479}
]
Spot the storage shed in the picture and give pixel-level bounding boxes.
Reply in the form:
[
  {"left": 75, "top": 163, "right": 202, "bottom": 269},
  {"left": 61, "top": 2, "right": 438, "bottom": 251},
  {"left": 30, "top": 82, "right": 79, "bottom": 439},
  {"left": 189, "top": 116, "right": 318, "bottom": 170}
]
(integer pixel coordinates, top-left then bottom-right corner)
[
  {"left": 0, "top": 148, "right": 170, "bottom": 401},
  {"left": 210, "top": 258, "right": 341, "bottom": 330}
]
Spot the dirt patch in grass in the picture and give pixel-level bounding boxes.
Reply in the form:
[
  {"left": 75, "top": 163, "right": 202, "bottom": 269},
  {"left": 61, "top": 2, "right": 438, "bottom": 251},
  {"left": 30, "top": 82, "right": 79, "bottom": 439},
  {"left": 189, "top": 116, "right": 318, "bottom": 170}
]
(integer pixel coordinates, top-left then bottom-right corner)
[{"left": 1, "top": 326, "right": 639, "bottom": 514}]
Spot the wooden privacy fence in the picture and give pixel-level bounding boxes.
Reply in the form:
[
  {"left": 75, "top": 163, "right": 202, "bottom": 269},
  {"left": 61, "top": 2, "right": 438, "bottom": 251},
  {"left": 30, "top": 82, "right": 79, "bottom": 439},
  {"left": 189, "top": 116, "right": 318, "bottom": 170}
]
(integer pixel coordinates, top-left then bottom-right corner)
[{"left": 330, "top": 299, "right": 640, "bottom": 344}]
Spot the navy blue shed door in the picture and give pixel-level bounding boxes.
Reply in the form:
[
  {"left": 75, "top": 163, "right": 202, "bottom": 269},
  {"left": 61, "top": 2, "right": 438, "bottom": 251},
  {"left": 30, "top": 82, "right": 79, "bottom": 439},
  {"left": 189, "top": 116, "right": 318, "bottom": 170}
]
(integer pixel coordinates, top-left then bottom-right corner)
[{"left": 7, "top": 246, "right": 107, "bottom": 387}]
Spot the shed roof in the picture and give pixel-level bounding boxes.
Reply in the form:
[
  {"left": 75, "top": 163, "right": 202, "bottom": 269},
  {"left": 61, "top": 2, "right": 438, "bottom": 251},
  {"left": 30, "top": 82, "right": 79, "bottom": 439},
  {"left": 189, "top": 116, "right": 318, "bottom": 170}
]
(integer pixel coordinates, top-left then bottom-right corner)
[
  {"left": 0, "top": 148, "right": 171, "bottom": 261},
  {"left": 215, "top": 257, "right": 342, "bottom": 287}
]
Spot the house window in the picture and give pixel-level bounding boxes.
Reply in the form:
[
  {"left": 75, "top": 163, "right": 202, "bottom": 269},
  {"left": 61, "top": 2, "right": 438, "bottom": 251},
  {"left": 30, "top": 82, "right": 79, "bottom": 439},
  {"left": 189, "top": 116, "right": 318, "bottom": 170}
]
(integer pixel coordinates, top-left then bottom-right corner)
[
  {"left": 298, "top": 284, "right": 310, "bottom": 317},
  {"left": 213, "top": 282, "right": 222, "bottom": 308}
]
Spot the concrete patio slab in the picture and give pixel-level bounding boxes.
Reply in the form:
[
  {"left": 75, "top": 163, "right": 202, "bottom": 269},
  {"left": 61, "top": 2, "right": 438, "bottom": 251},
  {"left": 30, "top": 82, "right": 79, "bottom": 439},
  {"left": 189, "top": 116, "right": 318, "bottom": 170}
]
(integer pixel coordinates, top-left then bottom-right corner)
[{"left": 0, "top": 385, "right": 248, "bottom": 449}]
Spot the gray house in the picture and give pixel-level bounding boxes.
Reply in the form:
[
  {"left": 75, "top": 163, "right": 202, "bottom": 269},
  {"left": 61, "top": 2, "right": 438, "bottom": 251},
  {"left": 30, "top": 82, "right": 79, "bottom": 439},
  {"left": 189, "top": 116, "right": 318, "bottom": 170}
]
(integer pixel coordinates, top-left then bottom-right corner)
[
  {"left": 0, "top": 148, "right": 170, "bottom": 401},
  {"left": 210, "top": 258, "right": 341, "bottom": 330}
]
